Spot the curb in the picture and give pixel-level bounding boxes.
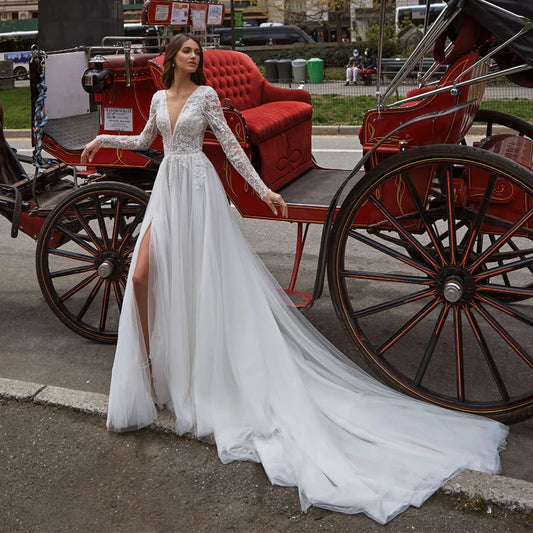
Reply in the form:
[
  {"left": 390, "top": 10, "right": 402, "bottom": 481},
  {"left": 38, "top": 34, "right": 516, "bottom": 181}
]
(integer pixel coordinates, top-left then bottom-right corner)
[
  {"left": 4, "top": 128, "right": 31, "bottom": 138},
  {"left": 5, "top": 125, "right": 515, "bottom": 139},
  {"left": 1, "top": 376, "right": 532, "bottom": 514}
]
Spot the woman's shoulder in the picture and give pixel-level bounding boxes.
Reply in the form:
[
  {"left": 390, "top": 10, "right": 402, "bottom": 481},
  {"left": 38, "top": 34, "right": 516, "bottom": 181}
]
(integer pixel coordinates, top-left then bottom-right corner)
[{"left": 198, "top": 85, "right": 217, "bottom": 97}]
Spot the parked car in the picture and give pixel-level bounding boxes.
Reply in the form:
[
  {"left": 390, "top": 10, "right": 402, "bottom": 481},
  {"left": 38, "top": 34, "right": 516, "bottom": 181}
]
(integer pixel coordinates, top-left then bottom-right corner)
[{"left": 214, "top": 25, "right": 315, "bottom": 46}]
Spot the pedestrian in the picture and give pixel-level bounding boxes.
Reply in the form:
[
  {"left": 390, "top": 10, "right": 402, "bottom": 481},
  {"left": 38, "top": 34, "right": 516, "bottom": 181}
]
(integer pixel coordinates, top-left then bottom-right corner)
[
  {"left": 266, "top": 37, "right": 276, "bottom": 46},
  {"left": 360, "top": 47, "right": 377, "bottom": 85},
  {"left": 345, "top": 48, "right": 362, "bottom": 85},
  {"left": 80, "top": 33, "right": 507, "bottom": 525}
]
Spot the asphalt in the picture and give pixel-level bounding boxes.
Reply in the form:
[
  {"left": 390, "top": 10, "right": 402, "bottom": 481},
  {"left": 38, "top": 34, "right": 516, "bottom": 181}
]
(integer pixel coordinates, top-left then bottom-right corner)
[{"left": 1, "top": 129, "right": 532, "bottom": 530}]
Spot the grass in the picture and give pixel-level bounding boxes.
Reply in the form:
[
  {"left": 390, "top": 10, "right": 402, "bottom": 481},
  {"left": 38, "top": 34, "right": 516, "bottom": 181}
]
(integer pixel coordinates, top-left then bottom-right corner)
[
  {"left": 478, "top": 99, "right": 533, "bottom": 121},
  {"left": 1, "top": 86, "right": 532, "bottom": 129},
  {"left": 0, "top": 87, "right": 31, "bottom": 129},
  {"left": 311, "top": 94, "right": 377, "bottom": 125}
]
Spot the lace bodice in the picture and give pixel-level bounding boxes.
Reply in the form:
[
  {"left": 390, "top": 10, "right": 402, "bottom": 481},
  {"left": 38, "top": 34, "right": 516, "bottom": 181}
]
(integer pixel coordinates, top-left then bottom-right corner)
[{"left": 97, "top": 86, "right": 270, "bottom": 199}]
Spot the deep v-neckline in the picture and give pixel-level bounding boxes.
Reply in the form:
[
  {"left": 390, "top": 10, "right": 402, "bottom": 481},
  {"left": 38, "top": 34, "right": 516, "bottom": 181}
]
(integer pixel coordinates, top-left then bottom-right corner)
[{"left": 164, "top": 86, "right": 200, "bottom": 136}]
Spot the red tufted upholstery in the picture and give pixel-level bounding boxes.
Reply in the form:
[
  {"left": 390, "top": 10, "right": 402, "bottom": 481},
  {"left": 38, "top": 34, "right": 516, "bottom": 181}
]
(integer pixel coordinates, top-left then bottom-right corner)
[{"left": 149, "top": 50, "right": 314, "bottom": 190}]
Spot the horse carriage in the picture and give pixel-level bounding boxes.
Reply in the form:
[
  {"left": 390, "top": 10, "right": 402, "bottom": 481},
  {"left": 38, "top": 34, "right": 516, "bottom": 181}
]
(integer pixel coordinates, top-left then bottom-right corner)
[{"left": 1, "top": 0, "right": 532, "bottom": 423}]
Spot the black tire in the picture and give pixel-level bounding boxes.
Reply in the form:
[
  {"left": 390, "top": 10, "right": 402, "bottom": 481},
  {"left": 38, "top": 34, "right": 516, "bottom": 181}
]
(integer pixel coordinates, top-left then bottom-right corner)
[
  {"left": 470, "top": 109, "right": 533, "bottom": 141},
  {"left": 328, "top": 144, "right": 533, "bottom": 423},
  {"left": 36, "top": 182, "right": 149, "bottom": 343},
  {"left": 14, "top": 66, "right": 28, "bottom": 81}
]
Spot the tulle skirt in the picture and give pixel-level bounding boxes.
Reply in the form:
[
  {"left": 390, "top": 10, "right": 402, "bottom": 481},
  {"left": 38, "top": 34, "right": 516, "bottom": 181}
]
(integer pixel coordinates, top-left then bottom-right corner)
[{"left": 106, "top": 151, "right": 508, "bottom": 524}]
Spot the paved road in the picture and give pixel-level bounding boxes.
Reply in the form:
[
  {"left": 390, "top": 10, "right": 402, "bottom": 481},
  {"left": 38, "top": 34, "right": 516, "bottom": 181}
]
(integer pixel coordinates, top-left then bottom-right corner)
[{"left": 1, "top": 134, "right": 532, "bottom": 530}]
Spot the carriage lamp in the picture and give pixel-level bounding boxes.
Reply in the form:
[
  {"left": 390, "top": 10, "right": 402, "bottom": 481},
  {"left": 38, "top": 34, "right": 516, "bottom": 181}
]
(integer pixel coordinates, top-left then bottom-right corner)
[{"left": 82, "top": 68, "right": 113, "bottom": 94}]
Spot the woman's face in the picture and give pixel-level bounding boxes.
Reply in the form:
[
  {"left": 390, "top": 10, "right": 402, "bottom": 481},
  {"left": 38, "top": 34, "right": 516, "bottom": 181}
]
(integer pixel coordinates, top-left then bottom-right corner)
[{"left": 174, "top": 38, "right": 201, "bottom": 74}]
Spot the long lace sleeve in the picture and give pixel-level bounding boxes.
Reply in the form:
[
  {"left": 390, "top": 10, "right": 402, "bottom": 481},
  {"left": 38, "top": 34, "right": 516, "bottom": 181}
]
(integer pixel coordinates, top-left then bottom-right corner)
[
  {"left": 202, "top": 86, "right": 270, "bottom": 199},
  {"left": 96, "top": 92, "right": 159, "bottom": 151}
]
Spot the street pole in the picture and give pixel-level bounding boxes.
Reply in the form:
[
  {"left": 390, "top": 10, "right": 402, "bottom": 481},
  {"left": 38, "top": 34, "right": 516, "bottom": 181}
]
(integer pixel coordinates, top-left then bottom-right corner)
[{"left": 230, "top": 0, "right": 235, "bottom": 50}]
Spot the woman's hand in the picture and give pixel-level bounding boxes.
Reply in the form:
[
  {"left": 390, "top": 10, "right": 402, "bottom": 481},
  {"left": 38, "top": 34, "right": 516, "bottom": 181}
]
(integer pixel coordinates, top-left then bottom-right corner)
[
  {"left": 80, "top": 138, "right": 102, "bottom": 164},
  {"left": 262, "top": 190, "right": 288, "bottom": 218}
]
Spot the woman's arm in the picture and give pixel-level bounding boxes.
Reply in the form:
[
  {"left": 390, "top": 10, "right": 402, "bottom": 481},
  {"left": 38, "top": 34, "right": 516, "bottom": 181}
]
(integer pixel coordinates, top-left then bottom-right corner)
[
  {"left": 81, "top": 92, "right": 160, "bottom": 163},
  {"left": 202, "top": 86, "right": 287, "bottom": 217}
]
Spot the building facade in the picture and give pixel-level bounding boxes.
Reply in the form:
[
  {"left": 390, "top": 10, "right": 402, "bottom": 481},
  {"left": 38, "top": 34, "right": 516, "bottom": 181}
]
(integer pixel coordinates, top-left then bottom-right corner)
[{"left": 0, "top": 0, "right": 38, "bottom": 22}]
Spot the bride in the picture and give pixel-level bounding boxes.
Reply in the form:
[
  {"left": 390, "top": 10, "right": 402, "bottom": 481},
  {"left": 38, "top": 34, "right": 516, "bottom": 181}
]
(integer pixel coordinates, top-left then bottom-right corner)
[{"left": 81, "top": 33, "right": 508, "bottom": 524}]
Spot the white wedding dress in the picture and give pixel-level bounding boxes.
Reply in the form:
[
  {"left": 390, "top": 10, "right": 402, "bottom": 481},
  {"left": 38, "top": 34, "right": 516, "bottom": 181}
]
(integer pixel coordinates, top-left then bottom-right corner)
[{"left": 99, "top": 85, "right": 508, "bottom": 524}]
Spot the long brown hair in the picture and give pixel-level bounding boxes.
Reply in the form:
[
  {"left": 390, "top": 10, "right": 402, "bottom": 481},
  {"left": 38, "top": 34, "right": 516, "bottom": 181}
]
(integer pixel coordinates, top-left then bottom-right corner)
[{"left": 162, "top": 33, "right": 206, "bottom": 88}]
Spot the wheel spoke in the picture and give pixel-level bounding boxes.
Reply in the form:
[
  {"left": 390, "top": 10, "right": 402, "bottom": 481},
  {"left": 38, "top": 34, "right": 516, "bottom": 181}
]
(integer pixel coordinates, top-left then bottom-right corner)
[
  {"left": 59, "top": 272, "right": 99, "bottom": 302},
  {"left": 118, "top": 274, "right": 127, "bottom": 291},
  {"left": 76, "top": 277, "right": 104, "bottom": 321},
  {"left": 93, "top": 196, "right": 110, "bottom": 249},
  {"left": 377, "top": 297, "right": 442, "bottom": 355},
  {"left": 401, "top": 170, "right": 447, "bottom": 264},
  {"left": 71, "top": 204, "right": 104, "bottom": 252},
  {"left": 478, "top": 283, "right": 533, "bottom": 299},
  {"left": 444, "top": 164, "right": 458, "bottom": 265},
  {"left": 459, "top": 173, "right": 498, "bottom": 268},
  {"left": 453, "top": 306, "right": 465, "bottom": 401},
  {"left": 487, "top": 234, "right": 511, "bottom": 287},
  {"left": 414, "top": 303, "right": 450, "bottom": 386},
  {"left": 343, "top": 270, "right": 431, "bottom": 285},
  {"left": 111, "top": 197, "right": 123, "bottom": 249},
  {"left": 468, "top": 206, "right": 533, "bottom": 274},
  {"left": 49, "top": 248, "right": 94, "bottom": 263},
  {"left": 121, "top": 243, "right": 136, "bottom": 258},
  {"left": 471, "top": 300, "right": 533, "bottom": 368},
  {"left": 475, "top": 293, "right": 533, "bottom": 328},
  {"left": 367, "top": 195, "right": 441, "bottom": 271},
  {"left": 56, "top": 224, "right": 98, "bottom": 256},
  {"left": 99, "top": 281, "right": 112, "bottom": 331},
  {"left": 474, "top": 255, "right": 533, "bottom": 281},
  {"left": 50, "top": 264, "right": 96, "bottom": 279},
  {"left": 112, "top": 280, "right": 124, "bottom": 310},
  {"left": 507, "top": 239, "right": 533, "bottom": 275},
  {"left": 463, "top": 306, "right": 510, "bottom": 402},
  {"left": 352, "top": 289, "right": 435, "bottom": 319},
  {"left": 348, "top": 229, "right": 436, "bottom": 275},
  {"left": 117, "top": 207, "right": 145, "bottom": 254}
]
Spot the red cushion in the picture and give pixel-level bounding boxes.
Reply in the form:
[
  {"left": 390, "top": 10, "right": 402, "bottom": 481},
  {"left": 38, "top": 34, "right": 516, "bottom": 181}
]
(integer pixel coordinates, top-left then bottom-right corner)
[
  {"left": 241, "top": 101, "right": 312, "bottom": 144},
  {"left": 203, "top": 50, "right": 263, "bottom": 110}
]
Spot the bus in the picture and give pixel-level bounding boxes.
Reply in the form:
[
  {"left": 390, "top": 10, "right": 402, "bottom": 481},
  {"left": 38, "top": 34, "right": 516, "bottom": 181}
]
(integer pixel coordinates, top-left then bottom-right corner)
[
  {"left": 395, "top": 3, "right": 446, "bottom": 31},
  {"left": 0, "top": 26, "right": 164, "bottom": 79},
  {"left": 0, "top": 30, "right": 37, "bottom": 79}
]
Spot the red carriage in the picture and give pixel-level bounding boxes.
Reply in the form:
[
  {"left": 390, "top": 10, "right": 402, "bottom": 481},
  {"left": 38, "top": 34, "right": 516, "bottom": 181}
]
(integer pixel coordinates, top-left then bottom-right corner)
[{"left": 1, "top": 0, "right": 532, "bottom": 422}]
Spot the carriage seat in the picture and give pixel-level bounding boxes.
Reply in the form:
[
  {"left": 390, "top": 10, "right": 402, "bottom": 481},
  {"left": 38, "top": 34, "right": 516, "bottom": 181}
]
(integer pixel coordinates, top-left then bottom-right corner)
[
  {"left": 359, "top": 52, "right": 487, "bottom": 169},
  {"left": 149, "top": 50, "right": 313, "bottom": 191}
]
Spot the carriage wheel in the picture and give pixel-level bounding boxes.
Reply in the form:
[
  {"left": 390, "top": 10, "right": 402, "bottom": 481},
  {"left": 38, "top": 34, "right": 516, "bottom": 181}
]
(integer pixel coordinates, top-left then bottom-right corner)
[
  {"left": 468, "top": 109, "right": 533, "bottom": 142},
  {"left": 328, "top": 145, "right": 533, "bottom": 423},
  {"left": 36, "top": 182, "right": 149, "bottom": 343}
]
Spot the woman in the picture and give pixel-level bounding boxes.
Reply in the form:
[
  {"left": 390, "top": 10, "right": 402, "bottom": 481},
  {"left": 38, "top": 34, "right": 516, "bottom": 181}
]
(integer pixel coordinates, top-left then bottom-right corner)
[{"left": 81, "top": 34, "right": 507, "bottom": 525}]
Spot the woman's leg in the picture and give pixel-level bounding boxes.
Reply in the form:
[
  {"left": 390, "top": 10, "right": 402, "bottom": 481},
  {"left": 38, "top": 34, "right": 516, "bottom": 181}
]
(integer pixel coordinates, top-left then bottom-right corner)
[{"left": 132, "top": 226, "right": 152, "bottom": 357}]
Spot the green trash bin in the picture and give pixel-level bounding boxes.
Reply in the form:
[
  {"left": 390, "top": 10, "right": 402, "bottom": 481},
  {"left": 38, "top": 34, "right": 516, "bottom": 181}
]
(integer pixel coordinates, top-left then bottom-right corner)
[{"left": 307, "top": 57, "right": 324, "bottom": 84}]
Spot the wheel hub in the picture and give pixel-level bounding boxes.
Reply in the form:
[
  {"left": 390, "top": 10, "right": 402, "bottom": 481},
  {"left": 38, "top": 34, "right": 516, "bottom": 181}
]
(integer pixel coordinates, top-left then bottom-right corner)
[
  {"left": 443, "top": 279, "right": 463, "bottom": 303},
  {"left": 435, "top": 267, "right": 475, "bottom": 305},
  {"left": 95, "top": 251, "right": 124, "bottom": 281},
  {"left": 97, "top": 260, "right": 114, "bottom": 279}
]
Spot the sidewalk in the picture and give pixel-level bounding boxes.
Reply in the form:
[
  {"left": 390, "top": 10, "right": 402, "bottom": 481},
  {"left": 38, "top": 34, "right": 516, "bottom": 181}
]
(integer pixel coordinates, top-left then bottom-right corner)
[
  {"left": 1, "top": 376, "right": 533, "bottom": 523},
  {"left": 3, "top": 398, "right": 531, "bottom": 533}
]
